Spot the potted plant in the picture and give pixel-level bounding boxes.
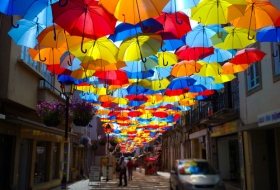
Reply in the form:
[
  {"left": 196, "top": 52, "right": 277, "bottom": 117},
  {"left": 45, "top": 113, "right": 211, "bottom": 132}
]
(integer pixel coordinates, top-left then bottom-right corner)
[
  {"left": 91, "top": 144, "right": 98, "bottom": 151},
  {"left": 98, "top": 135, "right": 107, "bottom": 146},
  {"left": 108, "top": 146, "right": 115, "bottom": 152},
  {"left": 69, "top": 99, "right": 95, "bottom": 127},
  {"left": 109, "top": 136, "right": 119, "bottom": 147},
  {"left": 36, "top": 100, "right": 65, "bottom": 127}
]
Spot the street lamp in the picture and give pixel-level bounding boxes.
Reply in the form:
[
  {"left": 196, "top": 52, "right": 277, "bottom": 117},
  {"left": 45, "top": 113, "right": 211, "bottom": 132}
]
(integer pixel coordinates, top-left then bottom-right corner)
[
  {"left": 60, "top": 82, "right": 75, "bottom": 190},
  {"left": 105, "top": 124, "right": 112, "bottom": 182}
]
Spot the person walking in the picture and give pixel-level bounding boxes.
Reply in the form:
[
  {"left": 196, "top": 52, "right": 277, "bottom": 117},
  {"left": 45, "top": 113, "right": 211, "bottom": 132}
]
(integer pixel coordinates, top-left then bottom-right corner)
[
  {"left": 127, "top": 158, "right": 134, "bottom": 180},
  {"left": 118, "top": 156, "right": 127, "bottom": 187}
]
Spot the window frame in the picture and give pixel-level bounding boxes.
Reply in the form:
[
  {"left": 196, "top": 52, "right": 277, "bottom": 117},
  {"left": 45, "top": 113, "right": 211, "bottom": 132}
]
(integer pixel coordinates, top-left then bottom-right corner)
[
  {"left": 271, "top": 42, "right": 280, "bottom": 83},
  {"left": 245, "top": 61, "right": 262, "bottom": 97}
]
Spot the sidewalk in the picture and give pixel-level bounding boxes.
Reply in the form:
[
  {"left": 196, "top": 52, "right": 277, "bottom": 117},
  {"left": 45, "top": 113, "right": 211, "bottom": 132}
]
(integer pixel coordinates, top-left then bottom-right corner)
[{"left": 50, "top": 168, "right": 170, "bottom": 190}]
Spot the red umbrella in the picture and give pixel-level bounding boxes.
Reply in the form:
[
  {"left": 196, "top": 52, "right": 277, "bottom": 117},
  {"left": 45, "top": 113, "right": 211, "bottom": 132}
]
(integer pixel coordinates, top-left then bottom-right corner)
[
  {"left": 128, "top": 110, "right": 143, "bottom": 117},
  {"left": 155, "top": 12, "right": 191, "bottom": 40},
  {"left": 153, "top": 111, "right": 168, "bottom": 118},
  {"left": 52, "top": 0, "right": 117, "bottom": 52},
  {"left": 46, "top": 64, "right": 71, "bottom": 75},
  {"left": 145, "top": 157, "right": 156, "bottom": 162},
  {"left": 94, "top": 70, "right": 129, "bottom": 86},
  {"left": 165, "top": 88, "right": 190, "bottom": 96},
  {"left": 126, "top": 94, "right": 148, "bottom": 102},
  {"left": 175, "top": 45, "right": 214, "bottom": 60},
  {"left": 231, "top": 48, "right": 266, "bottom": 65}
]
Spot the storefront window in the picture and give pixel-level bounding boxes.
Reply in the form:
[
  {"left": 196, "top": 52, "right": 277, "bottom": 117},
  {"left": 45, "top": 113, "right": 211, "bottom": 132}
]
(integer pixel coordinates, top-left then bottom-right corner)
[
  {"left": 52, "top": 143, "right": 59, "bottom": 179},
  {"left": 34, "top": 141, "right": 48, "bottom": 184}
]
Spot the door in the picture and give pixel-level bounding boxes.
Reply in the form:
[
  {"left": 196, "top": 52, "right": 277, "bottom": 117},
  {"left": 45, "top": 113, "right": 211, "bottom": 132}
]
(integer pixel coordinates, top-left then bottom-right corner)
[
  {"left": 18, "top": 139, "right": 31, "bottom": 190},
  {"left": 0, "top": 134, "right": 15, "bottom": 190}
]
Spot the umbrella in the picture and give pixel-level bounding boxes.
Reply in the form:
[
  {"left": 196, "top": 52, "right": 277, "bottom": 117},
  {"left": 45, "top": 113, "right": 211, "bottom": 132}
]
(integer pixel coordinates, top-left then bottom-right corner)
[
  {"left": 175, "top": 45, "right": 214, "bottom": 61},
  {"left": 118, "top": 33, "right": 162, "bottom": 62},
  {"left": 155, "top": 12, "right": 191, "bottom": 40},
  {"left": 166, "top": 77, "right": 196, "bottom": 93},
  {"left": 52, "top": 0, "right": 117, "bottom": 52},
  {"left": 8, "top": 19, "right": 46, "bottom": 48},
  {"left": 202, "top": 48, "right": 236, "bottom": 63},
  {"left": 214, "top": 27, "right": 256, "bottom": 50},
  {"left": 213, "top": 74, "right": 236, "bottom": 83},
  {"left": 256, "top": 26, "right": 280, "bottom": 43},
  {"left": 184, "top": 24, "right": 216, "bottom": 47},
  {"left": 231, "top": 48, "right": 266, "bottom": 65},
  {"left": 231, "top": 1, "right": 280, "bottom": 39},
  {"left": 171, "top": 60, "right": 203, "bottom": 77},
  {"left": 109, "top": 18, "right": 163, "bottom": 42},
  {"left": 162, "top": 0, "right": 200, "bottom": 13},
  {"left": 28, "top": 47, "right": 66, "bottom": 65},
  {"left": 68, "top": 36, "right": 119, "bottom": 64},
  {"left": 157, "top": 52, "right": 178, "bottom": 67},
  {"left": 159, "top": 39, "right": 185, "bottom": 52},
  {"left": 81, "top": 60, "right": 126, "bottom": 71},
  {"left": 191, "top": 0, "right": 246, "bottom": 25},
  {"left": 0, "top": 0, "right": 20, "bottom": 28},
  {"left": 196, "top": 62, "right": 223, "bottom": 77},
  {"left": 98, "top": 0, "right": 169, "bottom": 25},
  {"left": 221, "top": 62, "right": 248, "bottom": 74}
]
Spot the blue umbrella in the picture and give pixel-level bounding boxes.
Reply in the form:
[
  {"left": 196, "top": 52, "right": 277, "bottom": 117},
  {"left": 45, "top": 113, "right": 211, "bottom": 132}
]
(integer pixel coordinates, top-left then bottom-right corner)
[
  {"left": 257, "top": 26, "right": 280, "bottom": 42},
  {"left": 147, "top": 66, "right": 172, "bottom": 80},
  {"left": 79, "top": 92, "right": 99, "bottom": 103},
  {"left": 109, "top": 18, "right": 163, "bottom": 42},
  {"left": 127, "top": 85, "right": 147, "bottom": 95},
  {"left": 0, "top": 0, "right": 20, "bottom": 28},
  {"left": 159, "top": 39, "right": 185, "bottom": 52},
  {"left": 163, "top": 0, "right": 200, "bottom": 13},
  {"left": 8, "top": 19, "right": 46, "bottom": 48},
  {"left": 112, "top": 88, "right": 128, "bottom": 98},
  {"left": 184, "top": 24, "right": 216, "bottom": 47},
  {"left": 191, "top": 75, "right": 224, "bottom": 90},
  {"left": 167, "top": 76, "right": 196, "bottom": 90},
  {"left": 189, "top": 84, "right": 207, "bottom": 93},
  {"left": 57, "top": 74, "right": 80, "bottom": 84},
  {"left": 123, "top": 70, "right": 155, "bottom": 80},
  {"left": 202, "top": 48, "right": 236, "bottom": 63}
]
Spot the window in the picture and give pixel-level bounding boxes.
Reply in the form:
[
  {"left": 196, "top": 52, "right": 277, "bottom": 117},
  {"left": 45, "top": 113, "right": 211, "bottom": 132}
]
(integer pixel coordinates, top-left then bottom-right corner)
[
  {"left": 272, "top": 42, "right": 280, "bottom": 82},
  {"left": 34, "top": 141, "right": 48, "bottom": 184},
  {"left": 245, "top": 61, "right": 262, "bottom": 96}
]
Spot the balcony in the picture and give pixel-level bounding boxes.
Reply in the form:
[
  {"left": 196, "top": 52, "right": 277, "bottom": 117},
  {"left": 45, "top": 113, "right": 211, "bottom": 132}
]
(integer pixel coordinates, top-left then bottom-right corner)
[
  {"left": 38, "top": 79, "right": 65, "bottom": 103},
  {"left": 184, "top": 91, "right": 239, "bottom": 127}
]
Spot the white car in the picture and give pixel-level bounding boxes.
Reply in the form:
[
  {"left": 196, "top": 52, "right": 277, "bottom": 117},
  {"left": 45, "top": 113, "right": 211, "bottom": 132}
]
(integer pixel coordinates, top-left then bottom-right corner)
[{"left": 169, "top": 159, "right": 226, "bottom": 190}]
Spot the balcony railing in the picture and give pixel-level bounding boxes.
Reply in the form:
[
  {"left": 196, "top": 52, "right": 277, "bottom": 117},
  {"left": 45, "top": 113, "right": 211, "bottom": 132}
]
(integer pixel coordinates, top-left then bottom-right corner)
[
  {"left": 39, "top": 79, "right": 65, "bottom": 99},
  {"left": 184, "top": 91, "right": 239, "bottom": 127}
]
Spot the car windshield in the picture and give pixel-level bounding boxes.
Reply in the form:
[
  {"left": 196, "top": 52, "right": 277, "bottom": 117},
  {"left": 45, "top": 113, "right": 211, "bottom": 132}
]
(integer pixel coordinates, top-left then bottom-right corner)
[{"left": 178, "top": 161, "right": 217, "bottom": 175}]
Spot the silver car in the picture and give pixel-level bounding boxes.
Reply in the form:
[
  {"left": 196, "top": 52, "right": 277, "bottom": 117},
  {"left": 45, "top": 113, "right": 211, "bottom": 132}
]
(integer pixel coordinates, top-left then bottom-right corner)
[{"left": 169, "top": 159, "right": 226, "bottom": 190}]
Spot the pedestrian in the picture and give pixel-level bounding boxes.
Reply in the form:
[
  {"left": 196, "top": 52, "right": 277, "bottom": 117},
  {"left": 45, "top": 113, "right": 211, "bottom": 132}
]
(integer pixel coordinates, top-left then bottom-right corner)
[
  {"left": 115, "top": 158, "right": 121, "bottom": 178},
  {"left": 118, "top": 156, "right": 127, "bottom": 187},
  {"left": 127, "top": 158, "right": 134, "bottom": 180}
]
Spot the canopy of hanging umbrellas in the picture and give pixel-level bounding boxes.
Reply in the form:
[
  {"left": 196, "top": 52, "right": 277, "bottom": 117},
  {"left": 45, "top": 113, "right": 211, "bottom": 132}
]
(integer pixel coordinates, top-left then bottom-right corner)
[{"left": 3, "top": 0, "right": 280, "bottom": 153}]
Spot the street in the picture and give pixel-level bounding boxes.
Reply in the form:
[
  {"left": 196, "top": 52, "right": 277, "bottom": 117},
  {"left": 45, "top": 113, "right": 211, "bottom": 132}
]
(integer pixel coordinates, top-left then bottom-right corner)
[{"left": 50, "top": 168, "right": 170, "bottom": 190}]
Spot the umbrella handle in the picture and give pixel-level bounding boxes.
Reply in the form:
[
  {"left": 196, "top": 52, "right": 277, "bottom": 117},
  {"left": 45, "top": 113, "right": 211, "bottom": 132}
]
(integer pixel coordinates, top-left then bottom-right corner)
[
  {"left": 217, "top": 31, "right": 223, "bottom": 38},
  {"left": 272, "top": 50, "right": 278, "bottom": 57},
  {"left": 163, "top": 58, "right": 168, "bottom": 66},
  {"left": 175, "top": 12, "right": 183, "bottom": 25},
  {"left": 247, "top": 33, "right": 255, "bottom": 40},
  {"left": 81, "top": 36, "right": 87, "bottom": 54},
  {"left": 140, "top": 22, "right": 151, "bottom": 33},
  {"left": 59, "top": 0, "right": 68, "bottom": 7},
  {"left": 39, "top": 52, "right": 46, "bottom": 62},
  {"left": 160, "top": 41, "right": 166, "bottom": 52},
  {"left": 141, "top": 56, "right": 147, "bottom": 63},
  {"left": 11, "top": 16, "right": 19, "bottom": 28},
  {"left": 53, "top": 23, "right": 57, "bottom": 41}
]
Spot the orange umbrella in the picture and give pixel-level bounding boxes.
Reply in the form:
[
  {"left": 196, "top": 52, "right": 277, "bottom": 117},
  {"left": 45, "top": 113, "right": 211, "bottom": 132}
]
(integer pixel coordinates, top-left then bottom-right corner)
[
  {"left": 81, "top": 60, "right": 126, "bottom": 71},
  {"left": 231, "top": 1, "right": 280, "bottom": 39},
  {"left": 171, "top": 60, "right": 203, "bottom": 77},
  {"left": 222, "top": 62, "right": 248, "bottom": 74},
  {"left": 28, "top": 47, "right": 66, "bottom": 65}
]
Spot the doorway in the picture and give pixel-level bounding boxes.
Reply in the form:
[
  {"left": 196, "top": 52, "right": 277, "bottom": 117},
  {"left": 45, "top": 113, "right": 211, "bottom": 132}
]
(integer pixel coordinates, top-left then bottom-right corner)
[
  {"left": 0, "top": 134, "right": 15, "bottom": 190},
  {"left": 18, "top": 139, "right": 31, "bottom": 190}
]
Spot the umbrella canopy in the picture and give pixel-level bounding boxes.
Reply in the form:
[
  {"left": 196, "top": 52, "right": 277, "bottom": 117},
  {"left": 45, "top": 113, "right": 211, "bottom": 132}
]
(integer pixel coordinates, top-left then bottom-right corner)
[
  {"left": 256, "top": 26, "right": 280, "bottom": 42},
  {"left": 171, "top": 60, "right": 203, "bottom": 77},
  {"left": 98, "top": 0, "right": 169, "bottom": 24},
  {"left": 231, "top": 48, "right": 266, "bottom": 65},
  {"left": 175, "top": 45, "right": 214, "bottom": 61},
  {"left": 52, "top": 0, "right": 117, "bottom": 40},
  {"left": 118, "top": 33, "right": 162, "bottom": 62},
  {"left": 222, "top": 62, "right": 248, "bottom": 74}
]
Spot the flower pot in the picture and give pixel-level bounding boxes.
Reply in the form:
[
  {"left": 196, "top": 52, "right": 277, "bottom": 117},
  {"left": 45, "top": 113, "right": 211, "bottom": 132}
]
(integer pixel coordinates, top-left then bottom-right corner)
[
  {"left": 73, "top": 119, "right": 89, "bottom": 127},
  {"left": 44, "top": 119, "right": 60, "bottom": 127},
  {"left": 110, "top": 141, "right": 118, "bottom": 147},
  {"left": 99, "top": 142, "right": 106, "bottom": 146}
]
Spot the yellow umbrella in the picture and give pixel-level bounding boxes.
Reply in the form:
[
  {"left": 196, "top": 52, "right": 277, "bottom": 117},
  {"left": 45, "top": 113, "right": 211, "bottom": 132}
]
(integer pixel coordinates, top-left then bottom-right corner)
[
  {"left": 139, "top": 78, "right": 170, "bottom": 91},
  {"left": 222, "top": 62, "right": 248, "bottom": 74},
  {"left": 157, "top": 52, "right": 178, "bottom": 67},
  {"left": 214, "top": 27, "right": 256, "bottom": 50},
  {"left": 213, "top": 74, "right": 236, "bottom": 83},
  {"left": 197, "top": 63, "right": 223, "bottom": 77},
  {"left": 68, "top": 36, "right": 119, "bottom": 64},
  {"left": 98, "top": 95, "right": 115, "bottom": 102},
  {"left": 98, "top": 0, "right": 169, "bottom": 24},
  {"left": 191, "top": 0, "right": 246, "bottom": 25},
  {"left": 118, "top": 33, "right": 162, "bottom": 62},
  {"left": 70, "top": 68, "right": 95, "bottom": 80}
]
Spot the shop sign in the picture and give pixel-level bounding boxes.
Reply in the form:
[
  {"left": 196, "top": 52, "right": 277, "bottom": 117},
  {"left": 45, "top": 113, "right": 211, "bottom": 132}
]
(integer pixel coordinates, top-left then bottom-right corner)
[
  {"left": 211, "top": 120, "right": 239, "bottom": 137},
  {"left": 258, "top": 108, "right": 280, "bottom": 127}
]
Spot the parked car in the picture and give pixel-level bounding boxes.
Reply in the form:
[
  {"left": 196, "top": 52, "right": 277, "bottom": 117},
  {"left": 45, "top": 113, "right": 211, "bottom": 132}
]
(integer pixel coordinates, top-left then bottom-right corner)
[{"left": 169, "top": 159, "right": 226, "bottom": 190}]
